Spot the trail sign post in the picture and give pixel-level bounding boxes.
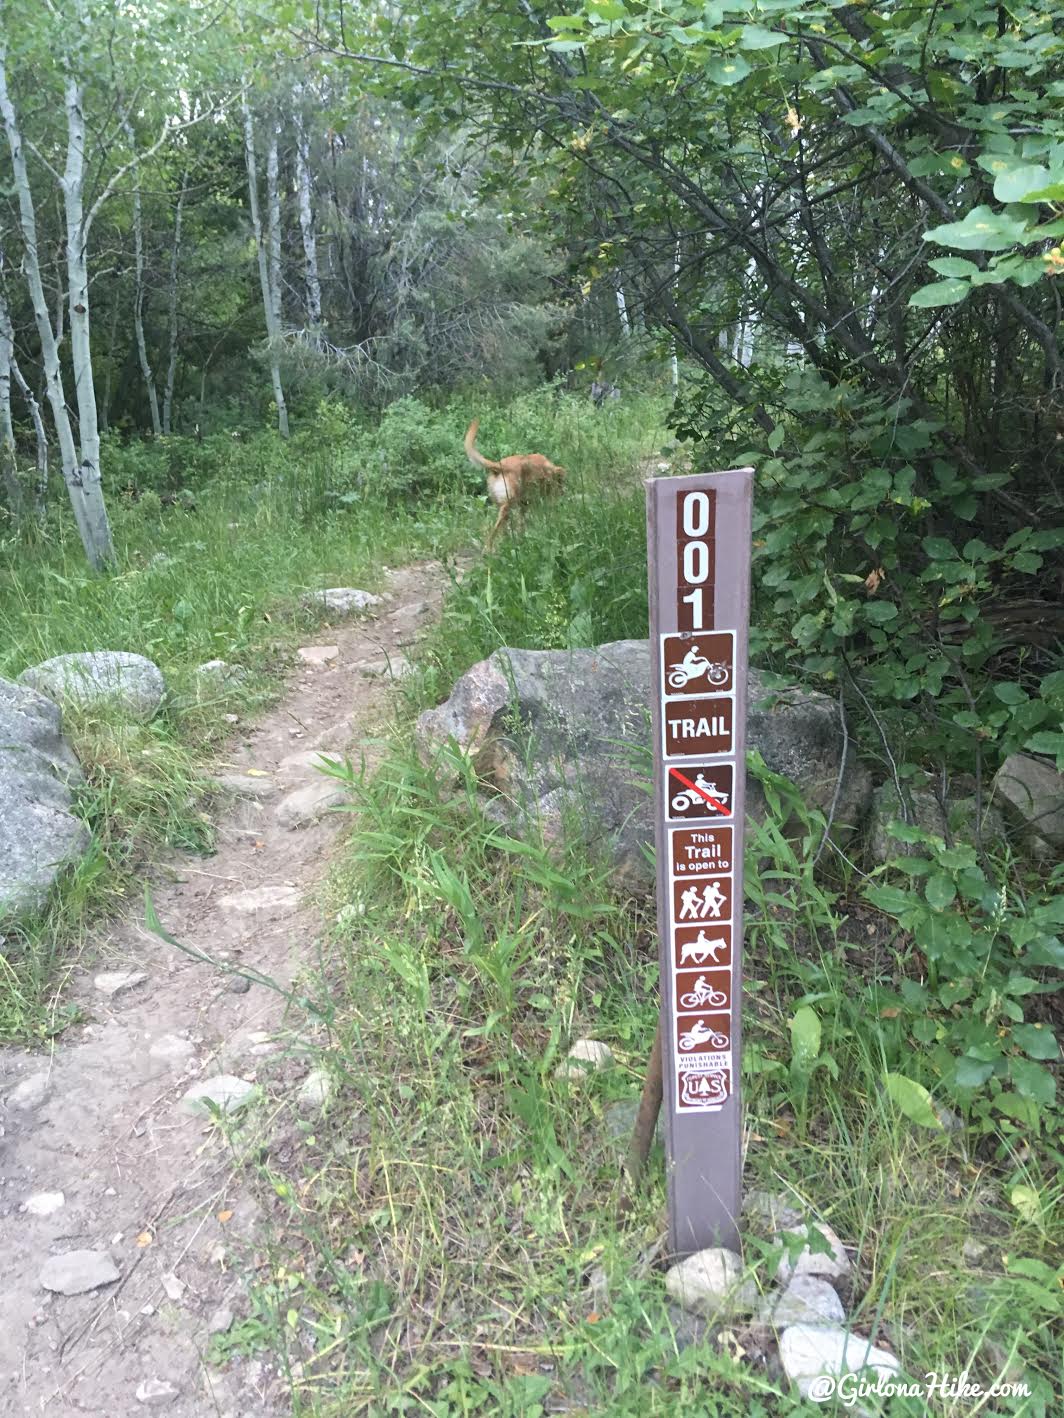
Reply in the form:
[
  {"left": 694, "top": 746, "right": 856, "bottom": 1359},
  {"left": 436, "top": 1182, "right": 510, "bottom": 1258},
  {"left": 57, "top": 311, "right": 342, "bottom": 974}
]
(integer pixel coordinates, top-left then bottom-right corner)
[{"left": 646, "top": 468, "right": 753, "bottom": 1257}]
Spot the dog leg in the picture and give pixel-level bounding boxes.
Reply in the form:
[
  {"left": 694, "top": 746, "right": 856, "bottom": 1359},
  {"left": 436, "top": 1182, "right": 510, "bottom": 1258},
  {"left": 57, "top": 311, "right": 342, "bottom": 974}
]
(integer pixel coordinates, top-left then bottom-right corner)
[{"left": 487, "top": 501, "right": 511, "bottom": 550}]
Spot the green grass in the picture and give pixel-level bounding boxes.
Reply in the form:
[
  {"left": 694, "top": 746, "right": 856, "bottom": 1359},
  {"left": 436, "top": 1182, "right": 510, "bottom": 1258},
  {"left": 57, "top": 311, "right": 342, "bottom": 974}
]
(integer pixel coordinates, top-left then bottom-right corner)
[{"left": 0, "top": 387, "right": 667, "bottom": 1040}]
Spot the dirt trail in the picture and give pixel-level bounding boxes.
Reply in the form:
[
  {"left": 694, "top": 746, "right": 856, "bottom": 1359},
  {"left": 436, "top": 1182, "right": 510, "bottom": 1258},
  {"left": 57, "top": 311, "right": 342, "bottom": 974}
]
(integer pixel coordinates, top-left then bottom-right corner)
[{"left": 0, "top": 561, "right": 451, "bottom": 1417}]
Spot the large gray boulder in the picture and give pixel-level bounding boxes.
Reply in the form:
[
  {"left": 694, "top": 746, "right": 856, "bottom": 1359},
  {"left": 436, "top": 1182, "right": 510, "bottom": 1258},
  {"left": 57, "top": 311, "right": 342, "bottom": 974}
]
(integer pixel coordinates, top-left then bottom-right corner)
[
  {"left": 992, "top": 754, "right": 1064, "bottom": 860},
  {"left": 866, "top": 776, "right": 1007, "bottom": 865},
  {"left": 415, "top": 640, "right": 871, "bottom": 891},
  {"left": 20, "top": 651, "right": 165, "bottom": 722},
  {"left": 0, "top": 678, "right": 90, "bottom": 922}
]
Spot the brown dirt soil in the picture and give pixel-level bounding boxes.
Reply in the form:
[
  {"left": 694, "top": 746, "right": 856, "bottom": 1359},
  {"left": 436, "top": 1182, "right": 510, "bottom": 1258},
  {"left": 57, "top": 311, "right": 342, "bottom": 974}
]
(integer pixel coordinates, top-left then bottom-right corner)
[{"left": 0, "top": 561, "right": 451, "bottom": 1417}]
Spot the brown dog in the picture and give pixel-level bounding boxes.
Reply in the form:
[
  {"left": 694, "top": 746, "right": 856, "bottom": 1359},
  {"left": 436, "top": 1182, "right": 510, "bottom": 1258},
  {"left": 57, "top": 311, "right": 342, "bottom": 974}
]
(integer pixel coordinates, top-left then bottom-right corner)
[{"left": 464, "top": 418, "right": 565, "bottom": 549}]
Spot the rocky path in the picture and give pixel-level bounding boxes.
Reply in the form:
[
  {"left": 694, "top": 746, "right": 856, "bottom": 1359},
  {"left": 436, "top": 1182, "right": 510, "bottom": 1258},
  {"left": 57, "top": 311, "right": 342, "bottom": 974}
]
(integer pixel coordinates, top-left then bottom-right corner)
[{"left": 0, "top": 562, "right": 451, "bottom": 1417}]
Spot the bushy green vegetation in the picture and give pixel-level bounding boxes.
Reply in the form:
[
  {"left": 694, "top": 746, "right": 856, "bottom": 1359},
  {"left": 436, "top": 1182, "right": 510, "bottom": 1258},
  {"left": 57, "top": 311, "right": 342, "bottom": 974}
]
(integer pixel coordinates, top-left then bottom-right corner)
[{"left": 0, "top": 388, "right": 659, "bottom": 1038}]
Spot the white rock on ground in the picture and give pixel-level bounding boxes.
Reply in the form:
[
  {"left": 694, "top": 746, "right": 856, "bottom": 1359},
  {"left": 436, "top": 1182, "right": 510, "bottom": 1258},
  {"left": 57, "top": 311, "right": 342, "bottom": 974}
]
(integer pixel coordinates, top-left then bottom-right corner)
[
  {"left": 149, "top": 1035, "right": 196, "bottom": 1065},
  {"left": 39, "top": 1249, "right": 120, "bottom": 1295},
  {"left": 135, "top": 1378, "right": 179, "bottom": 1405},
  {"left": 774, "top": 1221, "right": 851, "bottom": 1284},
  {"left": 779, "top": 1324, "right": 899, "bottom": 1398},
  {"left": 297, "top": 644, "right": 339, "bottom": 666},
  {"left": 22, "top": 1191, "right": 66, "bottom": 1217},
  {"left": 743, "top": 1189, "right": 805, "bottom": 1233},
  {"left": 555, "top": 1039, "right": 614, "bottom": 1080},
  {"left": 665, "top": 1247, "right": 759, "bottom": 1318},
  {"left": 207, "top": 1305, "right": 234, "bottom": 1335},
  {"left": 280, "top": 748, "right": 342, "bottom": 773},
  {"left": 0, "top": 677, "right": 90, "bottom": 922},
  {"left": 297, "top": 1067, "right": 333, "bottom": 1111},
  {"left": 276, "top": 780, "right": 349, "bottom": 830},
  {"left": 160, "top": 1273, "right": 185, "bottom": 1301},
  {"left": 212, "top": 772, "right": 280, "bottom": 800},
  {"left": 7, "top": 1071, "right": 52, "bottom": 1110},
  {"left": 179, "top": 1075, "right": 257, "bottom": 1117},
  {"left": 19, "top": 651, "right": 165, "bottom": 722},
  {"left": 217, "top": 884, "right": 300, "bottom": 916},
  {"left": 193, "top": 660, "right": 248, "bottom": 692},
  {"left": 301, "top": 587, "right": 382, "bottom": 616},
  {"left": 759, "top": 1274, "right": 846, "bottom": 1327},
  {"left": 94, "top": 970, "right": 149, "bottom": 998}
]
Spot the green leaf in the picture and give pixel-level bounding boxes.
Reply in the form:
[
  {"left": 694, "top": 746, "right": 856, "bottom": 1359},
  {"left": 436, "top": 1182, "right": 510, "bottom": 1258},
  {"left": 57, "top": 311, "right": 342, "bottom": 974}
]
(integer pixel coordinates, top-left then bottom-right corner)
[
  {"left": 908, "top": 279, "right": 970, "bottom": 308},
  {"left": 994, "top": 682, "right": 1028, "bottom": 705},
  {"left": 790, "top": 1005, "right": 821, "bottom": 1069},
  {"left": 864, "top": 600, "right": 898, "bottom": 623},
  {"left": 865, "top": 884, "right": 913, "bottom": 916},
  {"left": 992, "top": 164, "right": 1051, "bottom": 203},
  {"left": 1009, "top": 1056, "right": 1056, "bottom": 1106},
  {"left": 925, "top": 874, "right": 957, "bottom": 910},
  {"left": 923, "top": 205, "right": 1032, "bottom": 252},
  {"left": 928, "top": 257, "right": 980, "bottom": 278},
  {"left": 955, "top": 1055, "right": 995, "bottom": 1088},
  {"left": 1023, "top": 731, "right": 1064, "bottom": 757},
  {"left": 1009, "top": 1186, "right": 1043, "bottom": 1224},
  {"left": 884, "top": 1073, "right": 943, "bottom": 1129},
  {"left": 707, "top": 54, "right": 752, "bottom": 85},
  {"left": 740, "top": 24, "right": 786, "bottom": 49},
  {"left": 1012, "top": 1023, "right": 1058, "bottom": 1061}
]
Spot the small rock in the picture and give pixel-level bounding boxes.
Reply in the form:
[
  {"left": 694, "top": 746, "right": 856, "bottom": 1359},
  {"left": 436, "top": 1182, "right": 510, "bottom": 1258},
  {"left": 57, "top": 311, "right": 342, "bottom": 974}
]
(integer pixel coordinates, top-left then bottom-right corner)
[
  {"left": 742, "top": 1189, "right": 805, "bottom": 1233},
  {"left": 194, "top": 660, "right": 248, "bottom": 692},
  {"left": 94, "top": 970, "right": 149, "bottom": 998},
  {"left": 212, "top": 773, "right": 280, "bottom": 801},
  {"left": 774, "top": 1222, "right": 851, "bottom": 1284},
  {"left": 276, "top": 780, "right": 349, "bottom": 830},
  {"left": 135, "top": 1378, "right": 179, "bottom": 1405},
  {"left": 8, "top": 1070, "right": 51, "bottom": 1109},
  {"left": 39, "top": 1249, "right": 120, "bottom": 1295},
  {"left": 208, "top": 1305, "right": 234, "bottom": 1335},
  {"left": 664, "top": 1247, "right": 758, "bottom": 1318},
  {"left": 179, "top": 1075, "right": 257, "bottom": 1117},
  {"left": 962, "top": 1238, "right": 990, "bottom": 1266},
  {"left": 300, "top": 587, "right": 382, "bottom": 616},
  {"left": 297, "top": 1067, "right": 332, "bottom": 1111},
  {"left": 149, "top": 1034, "right": 196, "bottom": 1065},
  {"left": 555, "top": 1038, "right": 614, "bottom": 1080},
  {"left": 297, "top": 644, "right": 339, "bottom": 666},
  {"left": 603, "top": 1098, "right": 664, "bottom": 1147},
  {"left": 217, "top": 884, "right": 300, "bottom": 916},
  {"left": 779, "top": 1324, "right": 899, "bottom": 1398},
  {"left": 227, "top": 974, "right": 251, "bottom": 995},
  {"left": 759, "top": 1274, "right": 846, "bottom": 1327},
  {"left": 280, "top": 748, "right": 342, "bottom": 774},
  {"left": 22, "top": 1191, "right": 66, "bottom": 1217},
  {"left": 161, "top": 1272, "right": 185, "bottom": 1301}
]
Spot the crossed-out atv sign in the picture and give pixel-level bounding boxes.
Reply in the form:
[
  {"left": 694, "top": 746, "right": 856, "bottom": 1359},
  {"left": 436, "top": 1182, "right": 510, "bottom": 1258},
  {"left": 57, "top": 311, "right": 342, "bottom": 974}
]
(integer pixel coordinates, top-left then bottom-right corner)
[{"left": 646, "top": 468, "right": 753, "bottom": 1257}]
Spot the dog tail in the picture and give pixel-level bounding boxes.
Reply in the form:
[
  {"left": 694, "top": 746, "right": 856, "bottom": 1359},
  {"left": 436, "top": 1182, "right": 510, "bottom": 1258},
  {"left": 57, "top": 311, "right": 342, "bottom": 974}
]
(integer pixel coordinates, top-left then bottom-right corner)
[{"left": 464, "top": 418, "right": 498, "bottom": 472}]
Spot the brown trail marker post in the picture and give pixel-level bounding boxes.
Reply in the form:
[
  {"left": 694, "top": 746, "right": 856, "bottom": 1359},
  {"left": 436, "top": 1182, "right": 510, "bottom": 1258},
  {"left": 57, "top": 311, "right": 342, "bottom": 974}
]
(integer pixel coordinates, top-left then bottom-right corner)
[{"left": 642, "top": 468, "right": 753, "bottom": 1257}]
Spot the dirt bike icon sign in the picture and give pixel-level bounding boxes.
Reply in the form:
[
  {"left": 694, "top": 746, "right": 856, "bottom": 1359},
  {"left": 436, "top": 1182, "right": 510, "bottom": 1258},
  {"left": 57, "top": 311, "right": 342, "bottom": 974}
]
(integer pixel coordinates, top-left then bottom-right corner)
[{"left": 661, "top": 631, "right": 735, "bottom": 698}]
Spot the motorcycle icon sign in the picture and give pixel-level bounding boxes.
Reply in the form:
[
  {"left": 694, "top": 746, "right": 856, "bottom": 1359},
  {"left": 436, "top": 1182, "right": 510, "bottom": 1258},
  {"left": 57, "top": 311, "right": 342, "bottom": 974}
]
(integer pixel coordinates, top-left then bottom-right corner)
[{"left": 661, "top": 631, "right": 735, "bottom": 697}]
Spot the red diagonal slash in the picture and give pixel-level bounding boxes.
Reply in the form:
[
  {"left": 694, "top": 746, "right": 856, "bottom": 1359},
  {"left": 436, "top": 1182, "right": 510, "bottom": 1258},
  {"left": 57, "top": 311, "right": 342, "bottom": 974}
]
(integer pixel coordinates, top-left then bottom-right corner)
[{"left": 668, "top": 766, "right": 729, "bottom": 815}]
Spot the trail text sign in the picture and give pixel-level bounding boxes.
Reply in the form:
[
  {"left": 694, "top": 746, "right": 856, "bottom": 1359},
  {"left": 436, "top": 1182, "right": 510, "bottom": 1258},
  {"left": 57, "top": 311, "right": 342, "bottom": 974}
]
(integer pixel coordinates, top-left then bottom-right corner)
[{"left": 646, "top": 468, "right": 753, "bottom": 1256}]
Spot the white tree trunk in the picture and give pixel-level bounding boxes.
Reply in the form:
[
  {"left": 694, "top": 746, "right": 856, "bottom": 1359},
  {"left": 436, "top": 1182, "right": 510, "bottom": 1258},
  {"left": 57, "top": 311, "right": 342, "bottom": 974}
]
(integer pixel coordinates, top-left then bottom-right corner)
[
  {"left": 63, "top": 70, "right": 115, "bottom": 565},
  {"left": 671, "top": 242, "right": 680, "bottom": 390},
  {"left": 0, "top": 47, "right": 112, "bottom": 568},
  {"left": 126, "top": 125, "right": 162, "bottom": 435},
  {"left": 162, "top": 169, "right": 188, "bottom": 435},
  {"left": 0, "top": 280, "right": 17, "bottom": 514},
  {"left": 241, "top": 94, "right": 289, "bottom": 436},
  {"left": 295, "top": 109, "right": 323, "bottom": 339},
  {"left": 615, "top": 282, "right": 630, "bottom": 337}
]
